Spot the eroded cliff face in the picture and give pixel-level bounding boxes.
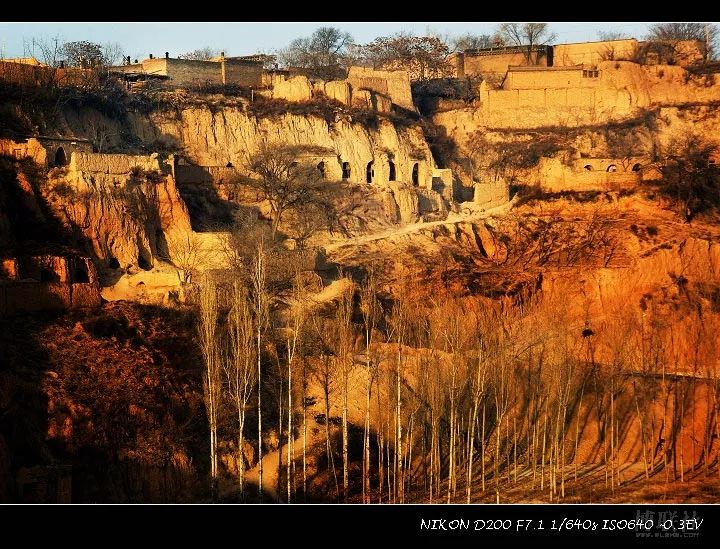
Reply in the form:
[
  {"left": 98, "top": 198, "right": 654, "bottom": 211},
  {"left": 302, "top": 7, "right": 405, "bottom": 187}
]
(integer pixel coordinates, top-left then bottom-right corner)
[
  {"left": 44, "top": 156, "right": 191, "bottom": 272},
  {"left": 62, "top": 105, "right": 437, "bottom": 188},
  {"left": 50, "top": 105, "right": 451, "bottom": 267}
]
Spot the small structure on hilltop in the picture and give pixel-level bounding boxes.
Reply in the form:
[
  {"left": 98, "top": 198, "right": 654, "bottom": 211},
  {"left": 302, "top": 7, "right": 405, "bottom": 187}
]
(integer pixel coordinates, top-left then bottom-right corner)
[
  {"left": 110, "top": 52, "right": 264, "bottom": 88},
  {"left": 449, "top": 38, "right": 705, "bottom": 80}
]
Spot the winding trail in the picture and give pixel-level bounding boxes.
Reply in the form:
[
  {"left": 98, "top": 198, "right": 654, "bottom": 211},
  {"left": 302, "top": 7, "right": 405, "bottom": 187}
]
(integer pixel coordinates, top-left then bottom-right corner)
[{"left": 324, "top": 198, "right": 517, "bottom": 253}]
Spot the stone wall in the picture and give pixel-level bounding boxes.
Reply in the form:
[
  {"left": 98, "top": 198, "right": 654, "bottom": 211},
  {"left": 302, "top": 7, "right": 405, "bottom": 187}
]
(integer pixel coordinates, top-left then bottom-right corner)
[
  {"left": 69, "top": 152, "right": 162, "bottom": 174},
  {"left": 346, "top": 67, "right": 414, "bottom": 109},
  {"left": 553, "top": 39, "right": 638, "bottom": 66},
  {"left": 122, "top": 57, "right": 263, "bottom": 87},
  {"left": 1, "top": 137, "right": 93, "bottom": 168},
  {"left": 449, "top": 48, "right": 549, "bottom": 78},
  {"left": 41, "top": 138, "right": 93, "bottom": 167},
  {"left": 222, "top": 59, "right": 264, "bottom": 87},
  {"left": 535, "top": 157, "right": 642, "bottom": 191},
  {"left": 504, "top": 66, "right": 600, "bottom": 90},
  {"left": 0, "top": 60, "right": 98, "bottom": 87},
  {"left": 473, "top": 179, "right": 510, "bottom": 209},
  {"left": 480, "top": 86, "right": 597, "bottom": 112},
  {"left": 437, "top": 61, "right": 720, "bottom": 130}
]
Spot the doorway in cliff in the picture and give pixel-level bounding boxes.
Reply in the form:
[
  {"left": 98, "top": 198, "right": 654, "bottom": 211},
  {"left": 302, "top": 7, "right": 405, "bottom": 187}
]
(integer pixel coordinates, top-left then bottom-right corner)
[
  {"left": 54, "top": 147, "right": 67, "bottom": 167},
  {"left": 317, "top": 161, "right": 325, "bottom": 179},
  {"left": 388, "top": 161, "right": 396, "bottom": 181},
  {"left": 73, "top": 263, "right": 90, "bottom": 283},
  {"left": 411, "top": 163, "right": 419, "bottom": 186},
  {"left": 366, "top": 161, "right": 374, "bottom": 183},
  {"left": 342, "top": 162, "right": 351, "bottom": 180}
]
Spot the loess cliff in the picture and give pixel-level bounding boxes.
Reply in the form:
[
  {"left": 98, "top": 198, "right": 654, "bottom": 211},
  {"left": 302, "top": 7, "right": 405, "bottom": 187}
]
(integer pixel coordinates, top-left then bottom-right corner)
[{"left": 2, "top": 59, "right": 720, "bottom": 504}]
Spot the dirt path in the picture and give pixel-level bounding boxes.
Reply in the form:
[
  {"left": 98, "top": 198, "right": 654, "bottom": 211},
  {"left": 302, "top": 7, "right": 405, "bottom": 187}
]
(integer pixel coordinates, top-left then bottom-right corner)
[{"left": 324, "top": 198, "right": 517, "bottom": 253}]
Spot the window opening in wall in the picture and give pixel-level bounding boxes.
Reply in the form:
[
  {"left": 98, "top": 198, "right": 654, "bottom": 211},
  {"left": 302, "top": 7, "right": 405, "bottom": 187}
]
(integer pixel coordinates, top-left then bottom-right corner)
[
  {"left": 607, "top": 164, "right": 617, "bottom": 172},
  {"left": 366, "top": 161, "right": 374, "bottom": 183},
  {"left": 411, "top": 163, "right": 419, "bottom": 186},
  {"left": 388, "top": 161, "right": 396, "bottom": 181},
  {"left": 632, "top": 163, "right": 641, "bottom": 172},
  {"left": 342, "top": 162, "right": 351, "bottom": 180},
  {"left": 584, "top": 165, "right": 593, "bottom": 171},
  {"left": 40, "top": 268, "right": 59, "bottom": 282},
  {"left": 317, "top": 161, "right": 325, "bottom": 178}
]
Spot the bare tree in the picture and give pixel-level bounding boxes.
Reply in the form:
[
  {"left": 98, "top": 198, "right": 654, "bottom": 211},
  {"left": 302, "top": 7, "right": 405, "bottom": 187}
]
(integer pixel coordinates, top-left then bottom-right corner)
[
  {"left": 360, "top": 268, "right": 381, "bottom": 503},
  {"left": 251, "top": 241, "right": 270, "bottom": 500},
  {"left": 61, "top": 41, "right": 104, "bottom": 68},
  {"left": 284, "top": 271, "right": 310, "bottom": 502},
  {"left": 178, "top": 47, "right": 221, "bottom": 61},
  {"left": 451, "top": 33, "right": 495, "bottom": 52},
  {"left": 86, "top": 119, "right": 118, "bottom": 153},
  {"left": 335, "top": 278, "right": 356, "bottom": 501},
  {"left": 597, "top": 30, "right": 630, "bottom": 41},
  {"left": 198, "top": 274, "right": 221, "bottom": 499},
  {"left": 656, "top": 133, "right": 720, "bottom": 221},
  {"left": 245, "top": 143, "right": 332, "bottom": 240},
  {"left": 223, "top": 281, "right": 258, "bottom": 498},
  {"left": 495, "top": 23, "right": 557, "bottom": 64},
  {"left": 357, "top": 33, "right": 452, "bottom": 79},
  {"left": 165, "top": 231, "right": 212, "bottom": 285},
  {"left": 101, "top": 42, "right": 125, "bottom": 67},
  {"left": 647, "top": 23, "right": 718, "bottom": 61},
  {"left": 34, "top": 35, "right": 64, "bottom": 67},
  {"left": 279, "top": 26, "right": 354, "bottom": 80}
]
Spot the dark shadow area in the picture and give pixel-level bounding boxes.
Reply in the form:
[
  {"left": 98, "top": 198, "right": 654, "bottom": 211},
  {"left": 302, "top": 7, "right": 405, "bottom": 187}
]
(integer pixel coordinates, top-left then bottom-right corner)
[{"left": 0, "top": 303, "right": 209, "bottom": 502}]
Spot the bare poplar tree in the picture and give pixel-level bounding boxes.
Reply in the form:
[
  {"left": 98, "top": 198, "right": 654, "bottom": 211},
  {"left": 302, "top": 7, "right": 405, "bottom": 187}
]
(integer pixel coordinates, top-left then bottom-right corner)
[
  {"left": 335, "top": 279, "right": 356, "bottom": 502},
  {"left": 252, "top": 242, "right": 270, "bottom": 500},
  {"left": 223, "top": 281, "right": 258, "bottom": 498},
  {"left": 360, "top": 269, "right": 381, "bottom": 503},
  {"left": 198, "top": 274, "right": 221, "bottom": 500}
]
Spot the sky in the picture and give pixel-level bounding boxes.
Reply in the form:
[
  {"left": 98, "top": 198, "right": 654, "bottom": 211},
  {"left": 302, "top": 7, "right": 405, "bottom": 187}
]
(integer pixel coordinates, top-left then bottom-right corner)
[{"left": 0, "top": 22, "right": 654, "bottom": 60}]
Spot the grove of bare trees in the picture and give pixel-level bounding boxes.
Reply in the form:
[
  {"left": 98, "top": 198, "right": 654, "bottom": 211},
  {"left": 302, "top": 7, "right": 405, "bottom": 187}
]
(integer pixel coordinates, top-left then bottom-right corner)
[{"left": 192, "top": 235, "right": 720, "bottom": 503}]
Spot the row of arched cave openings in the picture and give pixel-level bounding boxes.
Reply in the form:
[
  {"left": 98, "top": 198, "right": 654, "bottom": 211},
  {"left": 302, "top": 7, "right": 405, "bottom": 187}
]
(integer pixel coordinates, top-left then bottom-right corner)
[
  {"left": 317, "top": 159, "right": 421, "bottom": 186},
  {"left": 584, "top": 162, "right": 642, "bottom": 172}
]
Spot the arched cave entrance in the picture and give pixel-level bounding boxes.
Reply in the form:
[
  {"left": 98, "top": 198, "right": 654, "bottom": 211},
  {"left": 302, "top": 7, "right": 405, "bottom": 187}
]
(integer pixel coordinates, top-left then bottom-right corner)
[
  {"left": 342, "top": 162, "right": 351, "bottom": 180},
  {"left": 366, "top": 161, "right": 374, "bottom": 184},
  {"left": 632, "top": 163, "right": 641, "bottom": 172},
  {"left": 54, "top": 147, "right": 67, "bottom": 167},
  {"left": 107, "top": 257, "right": 120, "bottom": 269},
  {"left": 317, "top": 161, "right": 325, "bottom": 179},
  {"left": 73, "top": 263, "right": 90, "bottom": 283},
  {"left": 411, "top": 163, "right": 419, "bottom": 186},
  {"left": 388, "top": 161, "right": 396, "bottom": 181},
  {"left": 138, "top": 254, "right": 152, "bottom": 271},
  {"left": 606, "top": 164, "right": 618, "bottom": 172},
  {"left": 584, "top": 165, "right": 593, "bottom": 171}
]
